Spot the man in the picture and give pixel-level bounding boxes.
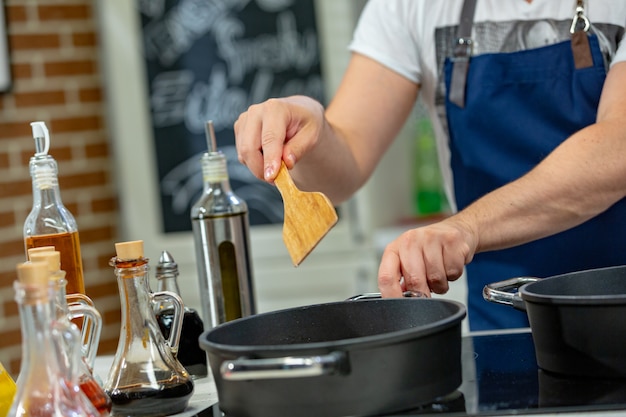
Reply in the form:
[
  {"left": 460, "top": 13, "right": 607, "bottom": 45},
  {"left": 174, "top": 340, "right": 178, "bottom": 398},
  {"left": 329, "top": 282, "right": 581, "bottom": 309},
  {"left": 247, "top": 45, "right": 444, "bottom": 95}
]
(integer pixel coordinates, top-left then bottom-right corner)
[{"left": 234, "top": 0, "right": 626, "bottom": 330}]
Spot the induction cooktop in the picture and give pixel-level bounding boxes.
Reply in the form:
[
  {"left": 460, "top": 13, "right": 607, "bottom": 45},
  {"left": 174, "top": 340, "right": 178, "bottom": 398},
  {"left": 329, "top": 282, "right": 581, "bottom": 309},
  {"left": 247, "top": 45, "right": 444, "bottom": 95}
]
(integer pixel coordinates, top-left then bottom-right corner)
[{"left": 197, "top": 330, "right": 626, "bottom": 416}]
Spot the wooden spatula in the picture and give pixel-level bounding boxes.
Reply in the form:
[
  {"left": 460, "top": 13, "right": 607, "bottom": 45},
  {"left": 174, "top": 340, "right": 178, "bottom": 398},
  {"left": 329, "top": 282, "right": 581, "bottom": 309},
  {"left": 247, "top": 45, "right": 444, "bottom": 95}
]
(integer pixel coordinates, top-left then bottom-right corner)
[{"left": 274, "top": 162, "right": 338, "bottom": 266}]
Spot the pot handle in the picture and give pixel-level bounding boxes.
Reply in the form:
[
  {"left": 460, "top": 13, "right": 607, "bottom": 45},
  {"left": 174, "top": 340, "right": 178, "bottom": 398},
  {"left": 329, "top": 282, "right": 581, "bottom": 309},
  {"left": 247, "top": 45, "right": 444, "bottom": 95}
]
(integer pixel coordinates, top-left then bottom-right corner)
[
  {"left": 221, "top": 351, "right": 348, "bottom": 381},
  {"left": 482, "top": 277, "right": 540, "bottom": 311},
  {"left": 346, "top": 291, "right": 427, "bottom": 301}
]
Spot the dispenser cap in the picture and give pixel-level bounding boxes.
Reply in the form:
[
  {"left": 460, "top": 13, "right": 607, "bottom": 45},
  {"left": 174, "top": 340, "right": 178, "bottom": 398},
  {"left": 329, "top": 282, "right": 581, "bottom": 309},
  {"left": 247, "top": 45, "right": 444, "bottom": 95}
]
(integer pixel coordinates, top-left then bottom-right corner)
[
  {"left": 156, "top": 250, "right": 178, "bottom": 276},
  {"left": 30, "top": 121, "right": 50, "bottom": 156},
  {"left": 115, "top": 240, "right": 144, "bottom": 260},
  {"left": 205, "top": 120, "right": 218, "bottom": 153},
  {"left": 16, "top": 261, "right": 50, "bottom": 285},
  {"left": 27, "top": 246, "right": 56, "bottom": 259}
]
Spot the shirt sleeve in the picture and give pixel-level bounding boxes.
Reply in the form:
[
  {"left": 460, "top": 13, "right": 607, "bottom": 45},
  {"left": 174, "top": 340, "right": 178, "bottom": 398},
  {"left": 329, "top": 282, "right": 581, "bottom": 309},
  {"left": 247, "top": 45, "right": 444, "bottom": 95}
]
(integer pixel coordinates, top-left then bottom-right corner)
[{"left": 348, "top": 0, "right": 421, "bottom": 84}]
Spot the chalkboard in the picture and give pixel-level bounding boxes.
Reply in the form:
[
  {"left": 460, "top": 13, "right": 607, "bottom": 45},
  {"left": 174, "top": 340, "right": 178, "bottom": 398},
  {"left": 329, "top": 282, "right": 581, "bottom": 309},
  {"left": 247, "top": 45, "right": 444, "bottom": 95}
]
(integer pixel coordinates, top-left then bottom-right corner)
[{"left": 137, "top": 0, "right": 325, "bottom": 233}]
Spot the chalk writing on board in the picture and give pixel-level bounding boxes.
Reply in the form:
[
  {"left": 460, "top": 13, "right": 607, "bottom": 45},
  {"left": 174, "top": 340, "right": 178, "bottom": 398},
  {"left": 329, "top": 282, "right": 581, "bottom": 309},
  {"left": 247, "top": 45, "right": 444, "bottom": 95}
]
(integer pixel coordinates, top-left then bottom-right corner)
[{"left": 138, "top": 0, "right": 324, "bottom": 232}]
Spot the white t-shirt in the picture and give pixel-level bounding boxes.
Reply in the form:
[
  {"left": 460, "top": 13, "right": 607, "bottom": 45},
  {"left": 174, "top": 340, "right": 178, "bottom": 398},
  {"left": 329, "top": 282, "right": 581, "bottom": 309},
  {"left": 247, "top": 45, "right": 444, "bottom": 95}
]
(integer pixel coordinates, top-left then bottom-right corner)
[{"left": 349, "top": 0, "right": 626, "bottom": 210}]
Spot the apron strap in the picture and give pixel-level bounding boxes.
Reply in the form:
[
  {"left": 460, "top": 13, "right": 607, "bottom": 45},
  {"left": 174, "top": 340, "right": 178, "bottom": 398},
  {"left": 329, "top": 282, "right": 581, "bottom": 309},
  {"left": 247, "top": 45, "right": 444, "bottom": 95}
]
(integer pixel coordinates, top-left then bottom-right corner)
[
  {"left": 570, "top": 0, "right": 593, "bottom": 69},
  {"left": 450, "top": 0, "right": 595, "bottom": 106},
  {"left": 449, "top": 0, "right": 477, "bottom": 108}
]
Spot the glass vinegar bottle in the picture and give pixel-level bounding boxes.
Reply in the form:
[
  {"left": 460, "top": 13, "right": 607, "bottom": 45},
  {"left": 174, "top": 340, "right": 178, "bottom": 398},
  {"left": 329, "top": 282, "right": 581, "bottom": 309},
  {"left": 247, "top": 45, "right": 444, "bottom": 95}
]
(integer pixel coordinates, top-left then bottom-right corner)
[
  {"left": 9, "top": 261, "right": 99, "bottom": 417},
  {"left": 28, "top": 250, "right": 111, "bottom": 416},
  {"left": 23, "top": 121, "right": 85, "bottom": 295},
  {"left": 105, "top": 240, "right": 193, "bottom": 417},
  {"left": 154, "top": 250, "right": 208, "bottom": 379}
]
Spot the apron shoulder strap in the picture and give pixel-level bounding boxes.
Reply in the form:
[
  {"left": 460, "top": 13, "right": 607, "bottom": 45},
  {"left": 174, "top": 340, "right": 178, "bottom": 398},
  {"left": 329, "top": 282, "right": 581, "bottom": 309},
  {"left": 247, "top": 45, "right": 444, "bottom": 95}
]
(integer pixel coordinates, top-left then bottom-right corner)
[{"left": 449, "top": 0, "right": 478, "bottom": 108}]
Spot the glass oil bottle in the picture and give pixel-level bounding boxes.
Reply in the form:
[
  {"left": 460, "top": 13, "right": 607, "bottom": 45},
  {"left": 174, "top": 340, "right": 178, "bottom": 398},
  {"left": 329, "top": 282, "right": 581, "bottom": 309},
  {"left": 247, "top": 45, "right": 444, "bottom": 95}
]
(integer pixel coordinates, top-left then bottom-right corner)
[
  {"left": 190, "top": 120, "right": 256, "bottom": 329},
  {"left": 23, "top": 121, "right": 86, "bottom": 295},
  {"left": 28, "top": 250, "right": 111, "bottom": 416},
  {"left": 105, "top": 240, "right": 193, "bottom": 416},
  {"left": 154, "top": 250, "right": 208, "bottom": 379},
  {"left": 9, "top": 261, "right": 99, "bottom": 417}
]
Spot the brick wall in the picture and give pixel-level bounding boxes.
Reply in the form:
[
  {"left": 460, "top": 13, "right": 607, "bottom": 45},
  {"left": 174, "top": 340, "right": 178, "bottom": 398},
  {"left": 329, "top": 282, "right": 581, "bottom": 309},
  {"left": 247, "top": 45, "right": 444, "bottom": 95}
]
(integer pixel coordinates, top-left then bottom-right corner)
[{"left": 0, "top": 0, "right": 122, "bottom": 377}]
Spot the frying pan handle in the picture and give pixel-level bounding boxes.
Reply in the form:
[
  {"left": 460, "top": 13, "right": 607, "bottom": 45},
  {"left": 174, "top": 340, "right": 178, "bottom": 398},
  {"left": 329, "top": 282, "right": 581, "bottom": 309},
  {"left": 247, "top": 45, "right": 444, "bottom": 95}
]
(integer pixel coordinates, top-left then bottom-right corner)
[
  {"left": 221, "top": 351, "right": 348, "bottom": 381},
  {"left": 482, "top": 277, "right": 540, "bottom": 311}
]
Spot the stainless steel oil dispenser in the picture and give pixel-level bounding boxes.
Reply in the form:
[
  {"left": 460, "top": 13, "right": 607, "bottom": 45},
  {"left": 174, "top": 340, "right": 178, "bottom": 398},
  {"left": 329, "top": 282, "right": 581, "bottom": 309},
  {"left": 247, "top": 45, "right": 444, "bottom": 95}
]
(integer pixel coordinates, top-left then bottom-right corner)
[{"left": 191, "top": 121, "right": 256, "bottom": 329}]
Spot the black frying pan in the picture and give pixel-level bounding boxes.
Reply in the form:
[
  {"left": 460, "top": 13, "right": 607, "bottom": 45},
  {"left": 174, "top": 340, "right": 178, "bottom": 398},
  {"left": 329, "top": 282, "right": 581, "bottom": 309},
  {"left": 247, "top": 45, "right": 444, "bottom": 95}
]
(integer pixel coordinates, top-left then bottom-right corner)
[
  {"left": 199, "top": 296, "right": 466, "bottom": 417},
  {"left": 484, "top": 265, "right": 626, "bottom": 378}
]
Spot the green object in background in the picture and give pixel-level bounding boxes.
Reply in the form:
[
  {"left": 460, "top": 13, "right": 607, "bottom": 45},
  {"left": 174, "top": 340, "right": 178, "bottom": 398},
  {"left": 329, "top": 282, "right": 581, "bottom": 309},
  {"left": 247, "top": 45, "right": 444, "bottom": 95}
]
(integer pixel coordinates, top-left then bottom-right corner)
[{"left": 414, "top": 118, "right": 447, "bottom": 216}]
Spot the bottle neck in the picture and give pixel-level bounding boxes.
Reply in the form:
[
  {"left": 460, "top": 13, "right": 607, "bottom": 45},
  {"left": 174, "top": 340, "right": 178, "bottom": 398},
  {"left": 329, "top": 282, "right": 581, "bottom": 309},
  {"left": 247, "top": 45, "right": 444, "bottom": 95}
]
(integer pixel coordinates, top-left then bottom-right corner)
[
  {"left": 112, "top": 259, "right": 163, "bottom": 341},
  {"left": 14, "top": 281, "right": 63, "bottom": 382},
  {"left": 30, "top": 155, "right": 64, "bottom": 205},
  {"left": 201, "top": 152, "right": 232, "bottom": 193},
  {"left": 155, "top": 271, "right": 181, "bottom": 294},
  {"left": 51, "top": 273, "right": 70, "bottom": 318}
]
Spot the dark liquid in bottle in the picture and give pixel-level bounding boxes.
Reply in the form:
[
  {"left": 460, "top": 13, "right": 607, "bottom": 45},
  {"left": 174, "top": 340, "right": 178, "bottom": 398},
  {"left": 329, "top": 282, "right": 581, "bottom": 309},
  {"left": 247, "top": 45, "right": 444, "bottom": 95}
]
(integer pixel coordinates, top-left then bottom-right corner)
[
  {"left": 107, "top": 380, "right": 194, "bottom": 416},
  {"left": 156, "top": 308, "right": 208, "bottom": 378}
]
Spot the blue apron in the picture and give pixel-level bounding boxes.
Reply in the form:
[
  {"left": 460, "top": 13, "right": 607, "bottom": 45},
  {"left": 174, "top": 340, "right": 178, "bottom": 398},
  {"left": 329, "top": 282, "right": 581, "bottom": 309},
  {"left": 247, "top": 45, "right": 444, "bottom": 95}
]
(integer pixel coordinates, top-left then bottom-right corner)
[{"left": 444, "top": 32, "right": 626, "bottom": 331}]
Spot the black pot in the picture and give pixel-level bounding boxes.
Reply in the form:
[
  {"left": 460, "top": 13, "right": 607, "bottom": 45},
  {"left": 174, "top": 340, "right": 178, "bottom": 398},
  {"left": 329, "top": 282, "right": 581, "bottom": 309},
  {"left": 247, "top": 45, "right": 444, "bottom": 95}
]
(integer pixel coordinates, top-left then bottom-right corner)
[
  {"left": 483, "top": 265, "right": 626, "bottom": 378},
  {"left": 199, "top": 297, "right": 466, "bottom": 417}
]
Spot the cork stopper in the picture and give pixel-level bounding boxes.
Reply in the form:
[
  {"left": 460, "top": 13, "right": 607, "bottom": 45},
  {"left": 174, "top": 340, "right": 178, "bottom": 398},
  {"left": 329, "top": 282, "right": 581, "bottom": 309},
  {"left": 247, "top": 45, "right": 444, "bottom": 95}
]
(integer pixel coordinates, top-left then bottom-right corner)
[
  {"left": 115, "top": 240, "right": 144, "bottom": 260},
  {"left": 29, "top": 251, "right": 62, "bottom": 281},
  {"left": 16, "top": 261, "right": 50, "bottom": 286},
  {"left": 27, "top": 246, "right": 56, "bottom": 259}
]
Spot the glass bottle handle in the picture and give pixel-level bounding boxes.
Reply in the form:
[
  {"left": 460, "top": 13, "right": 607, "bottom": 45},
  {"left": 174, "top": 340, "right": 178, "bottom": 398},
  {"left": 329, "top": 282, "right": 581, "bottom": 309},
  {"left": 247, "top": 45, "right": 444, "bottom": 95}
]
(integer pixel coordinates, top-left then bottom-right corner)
[
  {"left": 152, "top": 290, "right": 184, "bottom": 355},
  {"left": 67, "top": 296, "right": 102, "bottom": 369}
]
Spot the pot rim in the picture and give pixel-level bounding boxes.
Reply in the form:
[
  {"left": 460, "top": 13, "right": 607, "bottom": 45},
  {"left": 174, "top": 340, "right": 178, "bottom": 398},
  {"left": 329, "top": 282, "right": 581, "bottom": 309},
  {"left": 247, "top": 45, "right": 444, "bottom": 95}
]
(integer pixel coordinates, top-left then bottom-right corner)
[
  {"left": 520, "top": 285, "right": 626, "bottom": 305},
  {"left": 520, "top": 264, "right": 626, "bottom": 306},
  {"left": 201, "top": 298, "right": 467, "bottom": 355}
]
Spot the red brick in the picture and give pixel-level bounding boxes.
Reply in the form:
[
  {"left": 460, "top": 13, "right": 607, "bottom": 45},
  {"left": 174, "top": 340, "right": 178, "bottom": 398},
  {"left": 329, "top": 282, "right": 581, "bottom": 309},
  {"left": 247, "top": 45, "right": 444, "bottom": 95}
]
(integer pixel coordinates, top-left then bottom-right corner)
[
  {"left": 9, "top": 357, "right": 21, "bottom": 378},
  {"left": 103, "top": 306, "right": 121, "bottom": 326},
  {"left": 78, "top": 224, "right": 115, "bottom": 244},
  {"left": 3, "top": 298, "right": 18, "bottom": 319},
  {"left": 49, "top": 145, "right": 73, "bottom": 162},
  {"left": 38, "top": 5, "right": 91, "bottom": 21},
  {"left": 0, "top": 122, "right": 29, "bottom": 140},
  {"left": 91, "top": 197, "right": 117, "bottom": 214},
  {"left": 60, "top": 171, "right": 107, "bottom": 190},
  {"left": 72, "top": 31, "right": 97, "bottom": 47},
  {"left": 6, "top": 5, "right": 27, "bottom": 22},
  {"left": 97, "top": 253, "right": 115, "bottom": 270},
  {"left": 78, "top": 87, "right": 101, "bottom": 103},
  {"left": 0, "top": 179, "right": 31, "bottom": 199},
  {"left": 10, "top": 63, "right": 32, "bottom": 80},
  {"left": 0, "top": 238, "right": 26, "bottom": 257},
  {"left": 85, "top": 142, "right": 109, "bottom": 158},
  {"left": 0, "top": 328, "right": 20, "bottom": 349},
  {"left": 50, "top": 115, "right": 102, "bottom": 133},
  {"left": 0, "top": 270, "right": 15, "bottom": 288},
  {"left": 63, "top": 201, "right": 79, "bottom": 216},
  {"left": 0, "top": 210, "right": 15, "bottom": 228},
  {"left": 14, "top": 90, "right": 66, "bottom": 107},
  {"left": 86, "top": 280, "right": 118, "bottom": 298},
  {"left": 98, "top": 337, "right": 119, "bottom": 355},
  {"left": 44, "top": 59, "right": 97, "bottom": 77},
  {"left": 19, "top": 144, "right": 72, "bottom": 166},
  {"left": 10, "top": 33, "right": 61, "bottom": 51},
  {"left": 0, "top": 152, "right": 8, "bottom": 169}
]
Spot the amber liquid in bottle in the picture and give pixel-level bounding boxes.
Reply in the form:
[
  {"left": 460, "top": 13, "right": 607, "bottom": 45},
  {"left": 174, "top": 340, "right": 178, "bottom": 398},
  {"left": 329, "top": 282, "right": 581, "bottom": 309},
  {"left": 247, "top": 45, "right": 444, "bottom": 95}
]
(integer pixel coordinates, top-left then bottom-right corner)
[{"left": 25, "top": 231, "right": 85, "bottom": 295}]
